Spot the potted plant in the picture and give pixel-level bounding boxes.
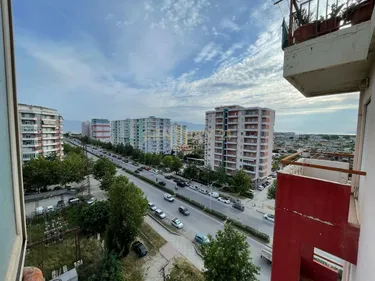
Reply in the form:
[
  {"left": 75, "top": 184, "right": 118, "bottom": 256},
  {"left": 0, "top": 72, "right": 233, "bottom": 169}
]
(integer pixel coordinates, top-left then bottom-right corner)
[
  {"left": 343, "top": 0, "right": 375, "bottom": 25},
  {"left": 319, "top": 3, "right": 344, "bottom": 35},
  {"left": 293, "top": 9, "right": 318, "bottom": 43}
]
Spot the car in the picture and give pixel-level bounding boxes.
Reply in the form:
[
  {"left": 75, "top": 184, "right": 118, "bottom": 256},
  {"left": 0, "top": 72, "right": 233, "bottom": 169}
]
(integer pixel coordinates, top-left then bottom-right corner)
[
  {"left": 145, "top": 167, "right": 151, "bottom": 171},
  {"left": 209, "top": 192, "right": 219, "bottom": 198},
  {"left": 87, "top": 197, "right": 97, "bottom": 205},
  {"left": 218, "top": 197, "right": 231, "bottom": 204},
  {"left": 68, "top": 198, "right": 80, "bottom": 205},
  {"left": 194, "top": 233, "right": 210, "bottom": 245},
  {"left": 164, "top": 193, "right": 174, "bottom": 202},
  {"left": 46, "top": 205, "right": 55, "bottom": 213},
  {"left": 132, "top": 241, "right": 147, "bottom": 257},
  {"left": 56, "top": 200, "right": 65, "bottom": 210},
  {"left": 133, "top": 162, "right": 139, "bottom": 166},
  {"left": 189, "top": 185, "right": 198, "bottom": 190},
  {"left": 155, "top": 209, "right": 166, "bottom": 219},
  {"left": 173, "top": 178, "right": 179, "bottom": 183},
  {"left": 53, "top": 186, "right": 63, "bottom": 190},
  {"left": 148, "top": 202, "right": 157, "bottom": 211},
  {"left": 159, "top": 181, "right": 166, "bottom": 186},
  {"left": 134, "top": 170, "right": 140, "bottom": 174},
  {"left": 264, "top": 214, "right": 275, "bottom": 222},
  {"left": 177, "top": 181, "right": 186, "bottom": 187},
  {"left": 232, "top": 201, "right": 245, "bottom": 211},
  {"left": 165, "top": 175, "right": 172, "bottom": 179},
  {"left": 171, "top": 217, "right": 184, "bottom": 229},
  {"left": 178, "top": 206, "right": 190, "bottom": 216},
  {"left": 199, "top": 188, "right": 208, "bottom": 195},
  {"left": 35, "top": 206, "right": 44, "bottom": 216}
]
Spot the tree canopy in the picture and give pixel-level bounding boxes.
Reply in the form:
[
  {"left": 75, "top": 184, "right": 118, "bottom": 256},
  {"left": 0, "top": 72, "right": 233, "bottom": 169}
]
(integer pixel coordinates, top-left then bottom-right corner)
[
  {"left": 92, "top": 158, "right": 116, "bottom": 181},
  {"left": 203, "top": 223, "right": 259, "bottom": 281},
  {"left": 231, "top": 169, "right": 252, "bottom": 195},
  {"left": 171, "top": 157, "right": 183, "bottom": 173},
  {"left": 267, "top": 179, "right": 277, "bottom": 200},
  {"left": 79, "top": 201, "right": 109, "bottom": 235},
  {"left": 106, "top": 176, "right": 148, "bottom": 256},
  {"left": 162, "top": 155, "right": 174, "bottom": 169}
]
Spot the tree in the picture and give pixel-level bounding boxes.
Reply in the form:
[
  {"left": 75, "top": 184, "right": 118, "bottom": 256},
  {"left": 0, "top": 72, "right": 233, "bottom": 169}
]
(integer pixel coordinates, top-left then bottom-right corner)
[
  {"left": 22, "top": 157, "right": 60, "bottom": 191},
  {"left": 203, "top": 223, "right": 259, "bottom": 281},
  {"left": 63, "top": 143, "right": 82, "bottom": 154},
  {"left": 183, "top": 164, "right": 199, "bottom": 179},
  {"left": 106, "top": 176, "right": 148, "bottom": 256},
  {"left": 171, "top": 157, "right": 183, "bottom": 173},
  {"left": 177, "top": 151, "right": 184, "bottom": 159},
  {"left": 79, "top": 201, "right": 109, "bottom": 235},
  {"left": 88, "top": 253, "right": 125, "bottom": 281},
  {"left": 215, "top": 164, "right": 228, "bottom": 185},
  {"left": 267, "top": 180, "right": 277, "bottom": 200},
  {"left": 231, "top": 169, "right": 252, "bottom": 195},
  {"left": 272, "top": 160, "right": 279, "bottom": 171},
  {"left": 59, "top": 153, "right": 86, "bottom": 187},
  {"left": 100, "top": 171, "right": 115, "bottom": 191},
  {"left": 92, "top": 158, "right": 116, "bottom": 181},
  {"left": 162, "top": 155, "right": 174, "bottom": 168}
]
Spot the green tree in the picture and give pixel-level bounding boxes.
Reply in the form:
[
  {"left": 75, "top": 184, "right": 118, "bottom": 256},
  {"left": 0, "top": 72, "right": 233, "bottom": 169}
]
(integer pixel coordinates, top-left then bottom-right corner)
[
  {"left": 100, "top": 171, "right": 115, "bottom": 191},
  {"left": 162, "top": 155, "right": 174, "bottom": 168},
  {"left": 151, "top": 153, "right": 163, "bottom": 167},
  {"left": 215, "top": 164, "right": 228, "bottom": 185},
  {"left": 171, "top": 157, "right": 183, "bottom": 173},
  {"left": 92, "top": 158, "right": 116, "bottom": 181},
  {"left": 231, "top": 169, "right": 252, "bottom": 195},
  {"left": 106, "top": 176, "right": 148, "bottom": 256},
  {"left": 183, "top": 164, "right": 199, "bottom": 179},
  {"left": 59, "top": 153, "right": 86, "bottom": 187},
  {"left": 203, "top": 223, "right": 259, "bottom": 281},
  {"left": 63, "top": 143, "right": 82, "bottom": 154},
  {"left": 267, "top": 180, "right": 277, "bottom": 200},
  {"left": 79, "top": 201, "right": 109, "bottom": 235},
  {"left": 272, "top": 160, "right": 279, "bottom": 171},
  {"left": 88, "top": 253, "right": 125, "bottom": 281},
  {"left": 22, "top": 157, "right": 60, "bottom": 191}
]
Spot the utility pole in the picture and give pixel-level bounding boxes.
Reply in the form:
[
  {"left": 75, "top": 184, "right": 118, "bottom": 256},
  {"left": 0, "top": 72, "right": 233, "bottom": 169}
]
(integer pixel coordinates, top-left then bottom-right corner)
[{"left": 82, "top": 140, "right": 91, "bottom": 197}]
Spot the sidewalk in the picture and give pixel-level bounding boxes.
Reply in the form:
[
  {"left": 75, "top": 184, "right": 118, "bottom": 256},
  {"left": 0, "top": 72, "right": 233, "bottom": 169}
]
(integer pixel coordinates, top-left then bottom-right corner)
[{"left": 145, "top": 216, "right": 204, "bottom": 270}]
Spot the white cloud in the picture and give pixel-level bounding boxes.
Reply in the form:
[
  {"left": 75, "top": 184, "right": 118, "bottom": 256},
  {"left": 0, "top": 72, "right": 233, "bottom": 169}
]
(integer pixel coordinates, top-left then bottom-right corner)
[{"left": 220, "top": 18, "right": 240, "bottom": 32}]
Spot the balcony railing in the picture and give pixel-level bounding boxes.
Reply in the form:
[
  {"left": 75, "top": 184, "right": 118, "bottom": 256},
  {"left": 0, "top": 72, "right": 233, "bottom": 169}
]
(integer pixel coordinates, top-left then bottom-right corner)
[{"left": 285, "top": 0, "right": 375, "bottom": 47}]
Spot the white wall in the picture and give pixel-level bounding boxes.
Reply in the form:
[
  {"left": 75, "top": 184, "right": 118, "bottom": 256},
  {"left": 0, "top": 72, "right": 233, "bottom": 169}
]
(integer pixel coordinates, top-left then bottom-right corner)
[{"left": 301, "top": 158, "right": 349, "bottom": 183}]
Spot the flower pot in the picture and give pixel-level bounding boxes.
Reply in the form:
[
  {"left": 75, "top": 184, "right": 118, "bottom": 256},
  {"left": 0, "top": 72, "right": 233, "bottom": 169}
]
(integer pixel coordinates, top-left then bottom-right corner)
[
  {"left": 345, "top": 0, "right": 375, "bottom": 25},
  {"left": 293, "top": 22, "right": 319, "bottom": 44},
  {"left": 319, "top": 17, "right": 341, "bottom": 35}
]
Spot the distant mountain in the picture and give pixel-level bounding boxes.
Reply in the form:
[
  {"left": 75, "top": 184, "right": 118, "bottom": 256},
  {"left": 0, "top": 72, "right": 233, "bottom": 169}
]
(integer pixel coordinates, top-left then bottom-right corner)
[
  {"left": 175, "top": 121, "right": 205, "bottom": 131},
  {"left": 63, "top": 120, "right": 81, "bottom": 133}
]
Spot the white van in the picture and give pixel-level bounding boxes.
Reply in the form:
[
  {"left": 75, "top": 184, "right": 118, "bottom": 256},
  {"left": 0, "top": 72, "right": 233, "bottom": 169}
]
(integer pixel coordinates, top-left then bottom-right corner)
[{"left": 261, "top": 246, "right": 272, "bottom": 263}]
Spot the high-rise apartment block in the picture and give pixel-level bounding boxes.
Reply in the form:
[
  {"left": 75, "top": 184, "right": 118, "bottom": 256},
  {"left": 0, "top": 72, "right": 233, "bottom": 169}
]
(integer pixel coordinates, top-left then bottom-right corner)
[
  {"left": 18, "top": 104, "right": 64, "bottom": 162},
  {"left": 111, "top": 116, "right": 171, "bottom": 154},
  {"left": 187, "top": 130, "right": 204, "bottom": 151},
  {"left": 171, "top": 122, "right": 187, "bottom": 152},
  {"left": 205, "top": 105, "right": 275, "bottom": 183},
  {"left": 81, "top": 121, "right": 91, "bottom": 137},
  {"left": 90, "top": 118, "right": 111, "bottom": 142}
]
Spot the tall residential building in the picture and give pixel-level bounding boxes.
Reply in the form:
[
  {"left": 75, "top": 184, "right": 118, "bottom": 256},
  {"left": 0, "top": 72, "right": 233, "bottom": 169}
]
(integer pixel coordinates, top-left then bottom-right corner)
[
  {"left": 81, "top": 121, "right": 91, "bottom": 137},
  {"left": 271, "top": 3, "right": 375, "bottom": 281},
  {"left": 204, "top": 105, "right": 275, "bottom": 183},
  {"left": 90, "top": 118, "right": 111, "bottom": 142},
  {"left": 18, "top": 104, "right": 64, "bottom": 162},
  {"left": 111, "top": 116, "right": 171, "bottom": 153},
  {"left": 171, "top": 123, "right": 187, "bottom": 152},
  {"left": 187, "top": 130, "right": 204, "bottom": 151}
]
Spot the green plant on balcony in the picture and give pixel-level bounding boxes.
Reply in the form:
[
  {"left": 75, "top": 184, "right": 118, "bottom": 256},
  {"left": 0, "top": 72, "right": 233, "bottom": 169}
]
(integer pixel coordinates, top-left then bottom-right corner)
[
  {"left": 292, "top": 9, "right": 318, "bottom": 43},
  {"left": 343, "top": 0, "right": 375, "bottom": 25},
  {"left": 319, "top": 3, "right": 344, "bottom": 35}
]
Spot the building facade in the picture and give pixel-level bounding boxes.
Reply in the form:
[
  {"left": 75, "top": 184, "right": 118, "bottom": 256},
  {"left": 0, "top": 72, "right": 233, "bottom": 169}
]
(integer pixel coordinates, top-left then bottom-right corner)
[
  {"left": 90, "top": 118, "right": 111, "bottom": 142},
  {"left": 111, "top": 116, "right": 171, "bottom": 154},
  {"left": 81, "top": 121, "right": 91, "bottom": 137},
  {"left": 170, "top": 123, "right": 187, "bottom": 152},
  {"left": 18, "top": 104, "right": 64, "bottom": 162},
  {"left": 204, "top": 105, "right": 275, "bottom": 183},
  {"left": 187, "top": 130, "right": 204, "bottom": 151},
  {"left": 271, "top": 3, "right": 375, "bottom": 281}
]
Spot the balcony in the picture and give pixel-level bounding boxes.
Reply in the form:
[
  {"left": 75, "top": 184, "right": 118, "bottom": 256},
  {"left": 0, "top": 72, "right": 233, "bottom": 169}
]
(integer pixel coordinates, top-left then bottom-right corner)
[
  {"left": 244, "top": 111, "right": 259, "bottom": 117},
  {"left": 271, "top": 152, "right": 365, "bottom": 281},
  {"left": 283, "top": 0, "right": 375, "bottom": 97},
  {"left": 227, "top": 118, "right": 238, "bottom": 124},
  {"left": 244, "top": 125, "right": 258, "bottom": 131}
]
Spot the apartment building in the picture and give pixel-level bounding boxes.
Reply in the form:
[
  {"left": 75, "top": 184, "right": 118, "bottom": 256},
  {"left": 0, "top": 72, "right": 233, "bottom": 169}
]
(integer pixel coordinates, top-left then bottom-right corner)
[
  {"left": 90, "top": 118, "right": 110, "bottom": 142},
  {"left": 81, "top": 121, "right": 91, "bottom": 137},
  {"left": 271, "top": 2, "right": 375, "bottom": 281},
  {"left": 170, "top": 122, "right": 187, "bottom": 152},
  {"left": 204, "top": 105, "right": 275, "bottom": 183},
  {"left": 111, "top": 116, "right": 171, "bottom": 153},
  {"left": 18, "top": 104, "right": 64, "bottom": 162},
  {"left": 187, "top": 131, "right": 204, "bottom": 150}
]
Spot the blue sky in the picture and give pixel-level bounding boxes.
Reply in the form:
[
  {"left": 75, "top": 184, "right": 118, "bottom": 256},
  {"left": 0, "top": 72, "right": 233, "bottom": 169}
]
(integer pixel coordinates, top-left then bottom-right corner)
[{"left": 13, "top": 0, "right": 359, "bottom": 133}]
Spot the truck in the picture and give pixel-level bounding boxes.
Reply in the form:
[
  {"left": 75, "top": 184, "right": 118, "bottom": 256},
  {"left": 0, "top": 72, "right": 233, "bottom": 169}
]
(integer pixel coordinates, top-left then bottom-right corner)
[{"left": 260, "top": 246, "right": 272, "bottom": 263}]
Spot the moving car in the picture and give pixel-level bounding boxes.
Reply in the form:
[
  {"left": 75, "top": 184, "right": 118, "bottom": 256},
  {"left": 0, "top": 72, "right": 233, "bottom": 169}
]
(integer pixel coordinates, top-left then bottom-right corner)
[
  {"left": 155, "top": 209, "right": 166, "bottom": 219},
  {"left": 178, "top": 206, "right": 190, "bottom": 216},
  {"left": 189, "top": 185, "right": 198, "bottom": 190},
  {"left": 164, "top": 193, "right": 174, "bottom": 202},
  {"left": 209, "top": 192, "right": 219, "bottom": 198},
  {"left": 194, "top": 233, "right": 210, "bottom": 245},
  {"left": 199, "top": 188, "right": 208, "bottom": 195},
  {"left": 171, "top": 218, "right": 184, "bottom": 229},
  {"left": 232, "top": 201, "right": 245, "bottom": 211},
  {"left": 148, "top": 202, "right": 157, "bottom": 211},
  {"left": 260, "top": 246, "right": 272, "bottom": 263},
  {"left": 218, "top": 197, "right": 231, "bottom": 204},
  {"left": 132, "top": 241, "right": 148, "bottom": 257},
  {"left": 159, "top": 181, "right": 166, "bottom": 186},
  {"left": 264, "top": 213, "right": 275, "bottom": 222}
]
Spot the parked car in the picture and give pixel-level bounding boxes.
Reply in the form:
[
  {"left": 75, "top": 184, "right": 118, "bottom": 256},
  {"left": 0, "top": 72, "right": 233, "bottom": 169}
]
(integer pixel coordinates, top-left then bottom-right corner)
[
  {"left": 232, "top": 201, "right": 245, "bottom": 211},
  {"left": 148, "top": 202, "right": 157, "bottom": 211},
  {"left": 159, "top": 181, "right": 166, "bottom": 186},
  {"left": 145, "top": 167, "right": 151, "bottom": 171},
  {"left": 165, "top": 175, "right": 172, "bottom": 179},
  {"left": 46, "top": 205, "right": 55, "bottom": 213},
  {"left": 155, "top": 209, "right": 166, "bottom": 219},
  {"left": 189, "top": 185, "right": 198, "bottom": 190},
  {"left": 209, "top": 192, "right": 219, "bottom": 198},
  {"left": 164, "top": 193, "right": 174, "bottom": 202},
  {"left": 264, "top": 213, "right": 275, "bottom": 222},
  {"left": 54, "top": 186, "right": 63, "bottom": 190},
  {"left": 171, "top": 218, "right": 184, "bottom": 229},
  {"left": 134, "top": 170, "right": 140, "bottom": 174},
  {"left": 132, "top": 241, "right": 147, "bottom": 257},
  {"left": 68, "top": 198, "right": 80, "bottom": 205},
  {"left": 177, "top": 181, "right": 186, "bottom": 187},
  {"left": 56, "top": 200, "right": 65, "bottom": 210},
  {"left": 87, "top": 197, "right": 97, "bottom": 205},
  {"left": 178, "top": 206, "right": 190, "bottom": 216},
  {"left": 194, "top": 233, "right": 210, "bottom": 245},
  {"left": 173, "top": 178, "right": 179, "bottom": 183},
  {"left": 35, "top": 206, "right": 44, "bottom": 216},
  {"left": 199, "top": 188, "right": 208, "bottom": 195},
  {"left": 218, "top": 197, "right": 231, "bottom": 204}
]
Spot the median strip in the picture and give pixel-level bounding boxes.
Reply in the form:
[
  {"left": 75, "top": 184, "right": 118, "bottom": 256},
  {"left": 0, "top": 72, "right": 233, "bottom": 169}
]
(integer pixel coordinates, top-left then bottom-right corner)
[{"left": 147, "top": 213, "right": 179, "bottom": 236}]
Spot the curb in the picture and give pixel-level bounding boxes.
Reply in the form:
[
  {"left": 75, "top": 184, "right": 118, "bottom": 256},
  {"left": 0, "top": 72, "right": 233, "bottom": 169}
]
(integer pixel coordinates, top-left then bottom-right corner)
[
  {"left": 255, "top": 208, "right": 268, "bottom": 215},
  {"left": 147, "top": 213, "right": 180, "bottom": 236},
  {"left": 193, "top": 244, "right": 204, "bottom": 258}
]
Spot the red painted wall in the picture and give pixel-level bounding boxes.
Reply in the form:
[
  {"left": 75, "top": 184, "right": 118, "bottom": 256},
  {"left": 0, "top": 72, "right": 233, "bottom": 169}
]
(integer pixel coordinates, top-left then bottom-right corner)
[{"left": 271, "top": 173, "right": 360, "bottom": 281}]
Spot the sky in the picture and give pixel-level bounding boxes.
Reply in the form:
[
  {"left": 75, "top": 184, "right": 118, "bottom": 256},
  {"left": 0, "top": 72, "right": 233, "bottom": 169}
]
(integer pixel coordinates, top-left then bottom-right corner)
[{"left": 13, "top": 0, "right": 359, "bottom": 133}]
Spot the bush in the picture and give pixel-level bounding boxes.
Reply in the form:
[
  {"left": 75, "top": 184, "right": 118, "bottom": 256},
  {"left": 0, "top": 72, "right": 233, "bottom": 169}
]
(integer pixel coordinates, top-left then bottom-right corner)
[
  {"left": 205, "top": 208, "right": 227, "bottom": 220},
  {"left": 226, "top": 218, "right": 270, "bottom": 243}
]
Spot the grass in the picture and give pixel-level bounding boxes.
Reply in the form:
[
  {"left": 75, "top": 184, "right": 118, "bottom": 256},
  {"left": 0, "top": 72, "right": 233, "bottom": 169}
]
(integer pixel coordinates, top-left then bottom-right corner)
[
  {"left": 167, "top": 257, "right": 204, "bottom": 281},
  {"left": 139, "top": 222, "right": 167, "bottom": 250},
  {"left": 121, "top": 254, "right": 144, "bottom": 281}
]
